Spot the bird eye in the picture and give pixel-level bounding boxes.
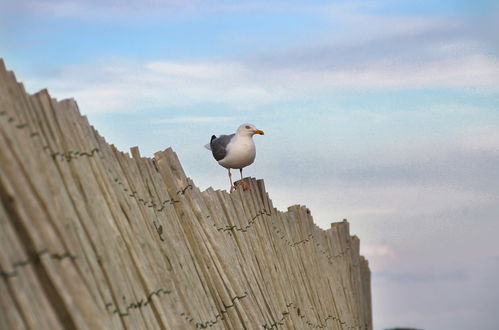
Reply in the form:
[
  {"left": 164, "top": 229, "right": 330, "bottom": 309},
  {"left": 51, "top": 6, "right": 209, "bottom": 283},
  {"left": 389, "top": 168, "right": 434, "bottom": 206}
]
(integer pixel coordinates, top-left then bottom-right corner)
[{"left": 245, "top": 125, "right": 251, "bottom": 129}]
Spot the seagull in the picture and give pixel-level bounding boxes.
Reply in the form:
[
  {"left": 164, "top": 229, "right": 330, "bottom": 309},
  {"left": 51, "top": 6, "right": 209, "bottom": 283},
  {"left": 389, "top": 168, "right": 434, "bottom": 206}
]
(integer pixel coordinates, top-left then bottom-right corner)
[{"left": 205, "top": 123, "right": 264, "bottom": 192}]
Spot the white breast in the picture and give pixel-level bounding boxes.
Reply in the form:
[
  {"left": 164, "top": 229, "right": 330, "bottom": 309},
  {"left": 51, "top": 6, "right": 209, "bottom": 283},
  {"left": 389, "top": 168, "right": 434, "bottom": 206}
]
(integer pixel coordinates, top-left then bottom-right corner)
[{"left": 218, "top": 135, "right": 256, "bottom": 169}]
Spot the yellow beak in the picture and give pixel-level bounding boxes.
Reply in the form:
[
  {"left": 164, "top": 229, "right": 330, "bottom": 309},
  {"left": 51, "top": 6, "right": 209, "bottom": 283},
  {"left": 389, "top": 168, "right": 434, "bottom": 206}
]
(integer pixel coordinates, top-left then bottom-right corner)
[{"left": 254, "top": 129, "right": 264, "bottom": 135}]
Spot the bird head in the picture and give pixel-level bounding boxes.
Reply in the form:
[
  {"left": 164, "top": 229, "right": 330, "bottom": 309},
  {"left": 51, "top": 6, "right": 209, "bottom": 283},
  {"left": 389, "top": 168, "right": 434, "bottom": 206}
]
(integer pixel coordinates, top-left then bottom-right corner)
[{"left": 237, "top": 123, "right": 264, "bottom": 136}]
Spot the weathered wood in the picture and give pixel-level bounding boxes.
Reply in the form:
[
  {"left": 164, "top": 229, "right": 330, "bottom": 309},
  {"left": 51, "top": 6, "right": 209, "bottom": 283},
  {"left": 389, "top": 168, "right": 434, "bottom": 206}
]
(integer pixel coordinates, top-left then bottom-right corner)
[{"left": 0, "top": 59, "right": 372, "bottom": 330}]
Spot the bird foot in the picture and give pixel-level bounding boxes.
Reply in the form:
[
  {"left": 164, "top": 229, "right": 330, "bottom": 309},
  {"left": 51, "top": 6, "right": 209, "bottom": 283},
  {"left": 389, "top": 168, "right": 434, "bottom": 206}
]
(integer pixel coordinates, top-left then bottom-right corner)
[{"left": 236, "top": 180, "right": 250, "bottom": 191}]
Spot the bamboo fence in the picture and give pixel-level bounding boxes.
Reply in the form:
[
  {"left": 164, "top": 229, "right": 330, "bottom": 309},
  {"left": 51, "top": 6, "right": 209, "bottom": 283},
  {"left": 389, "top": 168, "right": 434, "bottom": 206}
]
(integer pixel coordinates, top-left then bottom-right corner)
[{"left": 0, "top": 59, "right": 372, "bottom": 330}]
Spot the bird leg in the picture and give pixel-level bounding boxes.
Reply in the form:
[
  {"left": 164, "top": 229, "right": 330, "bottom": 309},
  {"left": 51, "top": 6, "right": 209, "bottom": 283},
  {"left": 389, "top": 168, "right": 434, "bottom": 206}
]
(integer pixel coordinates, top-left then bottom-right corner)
[
  {"left": 228, "top": 169, "right": 236, "bottom": 192},
  {"left": 237, "top": 168, "right": 250, "bottom": 191}
]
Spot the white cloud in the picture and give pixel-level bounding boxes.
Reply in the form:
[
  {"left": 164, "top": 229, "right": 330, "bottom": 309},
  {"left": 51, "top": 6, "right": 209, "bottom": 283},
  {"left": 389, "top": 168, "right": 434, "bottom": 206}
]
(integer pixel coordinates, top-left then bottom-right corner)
[
  {"left": 349, "top": 208, "right": 398, "bottom": 217},
  {"left": 152, "top": 116, "right": 235, "bottom": 124},
  {"left": 455, "top": 125, "right": 499, "bottom": 152},
  {"left": 16, "top": 0, "right": 339, "bottom": 20},
  {"left": 279, "top": 54, "right": 499, "bottom": 90},
  {"left": 146, "top": 61, "right": 243, "bottom": 79},
  {"left": 22, "top": 0, "right": 195, "bottom": 18},
  {"left": 323, "top": 2, "right": 456, "bottom": 43},
  {"left": 14, "top": 0, "right": 499, "bottom": 115},
  {"left": 360, "top": 244, "right": 399, "bottom": 272},
  {"left": 361, "top": 244, "right": 397, "bottom": 258},
  {"left": 22, "top": 53, "right": 499, "bottom": 114}
]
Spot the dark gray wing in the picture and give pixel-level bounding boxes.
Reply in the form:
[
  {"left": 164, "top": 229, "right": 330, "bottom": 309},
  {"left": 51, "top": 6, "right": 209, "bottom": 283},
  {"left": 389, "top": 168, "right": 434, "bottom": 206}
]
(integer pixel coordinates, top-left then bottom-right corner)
[{"left": 210, "top": 133, "right": 235, "bottom": 161}]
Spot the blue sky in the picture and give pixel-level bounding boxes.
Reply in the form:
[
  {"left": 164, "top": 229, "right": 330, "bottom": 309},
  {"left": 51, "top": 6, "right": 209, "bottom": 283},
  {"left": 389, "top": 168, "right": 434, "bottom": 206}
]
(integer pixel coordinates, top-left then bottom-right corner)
[{"left": 1, "top": 1, "right": 499, "bottom": 329}]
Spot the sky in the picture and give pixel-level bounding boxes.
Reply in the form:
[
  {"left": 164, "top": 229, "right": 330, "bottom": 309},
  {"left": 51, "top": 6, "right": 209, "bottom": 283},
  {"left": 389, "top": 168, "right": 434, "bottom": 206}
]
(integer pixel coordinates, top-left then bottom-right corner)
[{"left": 1, "top": 1, "right": 499, "bottom": 329}]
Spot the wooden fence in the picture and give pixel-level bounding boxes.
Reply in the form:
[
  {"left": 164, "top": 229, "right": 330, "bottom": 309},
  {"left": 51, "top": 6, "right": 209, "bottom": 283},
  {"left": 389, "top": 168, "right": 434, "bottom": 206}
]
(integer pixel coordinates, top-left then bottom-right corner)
[{"left": 0, "top": 59, "right": 372, "bottom": 330}]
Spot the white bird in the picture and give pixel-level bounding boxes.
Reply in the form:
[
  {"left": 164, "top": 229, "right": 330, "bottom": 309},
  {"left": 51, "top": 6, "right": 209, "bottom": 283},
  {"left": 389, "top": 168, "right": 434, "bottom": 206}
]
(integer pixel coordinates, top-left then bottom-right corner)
[{"left": 205, "top": 123, "right": 264, "bottom": 191}]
